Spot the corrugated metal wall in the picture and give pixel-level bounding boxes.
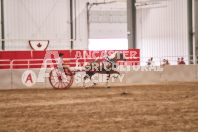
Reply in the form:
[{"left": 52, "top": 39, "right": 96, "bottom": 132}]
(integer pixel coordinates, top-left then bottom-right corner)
[
  {"left": 0, "top": 0, "right": 194, "bottom": 62},
  {"left": 4, "top": 0, "right": 71, "bottom": 50},
  {"left": 88, "top": 1, "right": 127, "bottom": 38},
  {"left": 0, "top": 2, "right": 2, "bottom": 43},
  {"left": 136, "top": 0, "right": 189, "bottom": 65},
  {"left": 195, "top": 0, "right": 198, "bottom": 54},
  {"left": 0, "top": 1, "right": 1, "bottom": 51},
  {"left": 73, "top": 0, "right": 88, "bottom": 49}
]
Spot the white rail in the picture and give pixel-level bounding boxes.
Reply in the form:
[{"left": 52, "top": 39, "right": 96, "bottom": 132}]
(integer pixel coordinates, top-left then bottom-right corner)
[
  {"left": 0, "top": 55, "right": 197, "bottom": 70},
  {"left": 0, "top": 60, "right": 11, "bottom": 69}
]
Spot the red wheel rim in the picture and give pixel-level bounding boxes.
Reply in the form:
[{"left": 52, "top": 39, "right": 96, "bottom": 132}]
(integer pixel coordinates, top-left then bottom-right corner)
[{"left": 49, "top": 68, "right": 74, "bottom": 90}]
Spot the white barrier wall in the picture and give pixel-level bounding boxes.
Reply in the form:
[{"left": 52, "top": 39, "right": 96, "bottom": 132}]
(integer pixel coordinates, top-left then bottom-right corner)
[
  {"left": 136, "top": 0, "right": 189, "bottom": 63},
  {"left": 125, "top": 68, "right": 161, "bottom": 84},
  {"left": 0, "top": 69, "right": 11, "bottom": 89},
  {"left": 11, "top": 69, "right": 47, "bottom": 89},
  {"left": 161, "top": 65, "right": 197, "bottom": 82},
  {"left": 0, "top": 65, "right": 198, "bottom": 89}
]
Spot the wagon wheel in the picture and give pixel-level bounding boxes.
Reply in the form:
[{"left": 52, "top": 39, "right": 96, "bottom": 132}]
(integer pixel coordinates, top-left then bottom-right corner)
[{"left": 49, "top": 67, "right": 74, "bottom": 90}]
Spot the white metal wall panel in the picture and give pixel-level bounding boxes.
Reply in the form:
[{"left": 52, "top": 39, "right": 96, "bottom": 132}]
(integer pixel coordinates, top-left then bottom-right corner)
[
  {"left": 136, "top": 0, "right": 188, "bottom": 65},
  {"left": 90, "top": 23, "right": 127, "bottom": 38},
  {"left": 0, "top": 1, "right": 1, "bottom": 33},
  {"left": 195, "top": 0, "right": 198, "bottom": 52},
  {"left": 4, "top": 0, "right": 71, "bottom": 50},
  {"left": 88, "top": 1, "right": 127, "bottom": 39},
  {"left": 73, "top": 0, "right": 88, "bottom": 50},
  {"left": 73, "top": 0, "right": 127, "bottom": 49},
  {"left": 0, "top": 1, "right": 1, "bottom": 51}
]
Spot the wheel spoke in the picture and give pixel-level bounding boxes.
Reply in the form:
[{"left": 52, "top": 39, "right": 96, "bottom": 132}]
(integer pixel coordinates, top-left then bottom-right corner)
[
  {"left": 61, "top": 82, "right": 64, "bottom": 88},
  {"left": 52, "top": 79, "right": 59, "bottom": 84},
  {"left": 57, "top": 82, "right": 60, "bottom": 89},
  {"left": 52, "top": 76, "right": 59, "bottom": 82},
  {"left": 49, "top": 68, "right": 73, "bottom": 89},
  {"left": 62, "top": 82, "right": 66, "bottom": 87},
  {"left": 55, "top": 82, "right": 59, "bottom": 87}
]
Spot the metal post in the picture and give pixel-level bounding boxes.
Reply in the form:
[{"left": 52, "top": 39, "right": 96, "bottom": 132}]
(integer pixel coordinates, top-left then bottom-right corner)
[
  {"left": 127, "top": 0, "right": 136, "bottom": 49},
  {"left": 1, "top": 0, "right": 5, "bottom": 50},
  {"left": 194, "top": 0, "right": 198, "bottom": 63},
  {"left": 74, "top": 0, "right": 76, "bottom": 40},
  {"left": 188, "top": 0, "right": 193, "bottom": 63},
  {"left": 86, "top": 2, "right": 90, "bottom": 39},
  {"left": 192, "top": 0, "right": 197, "bottom": 64},
  {"left": 70, "top": 0, "right": 73, "bottom": 49}
]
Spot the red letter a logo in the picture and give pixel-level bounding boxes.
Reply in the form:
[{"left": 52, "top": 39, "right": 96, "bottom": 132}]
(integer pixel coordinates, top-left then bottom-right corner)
[{"left": 25, "top": 73, "right": 33, "bottom": 83}]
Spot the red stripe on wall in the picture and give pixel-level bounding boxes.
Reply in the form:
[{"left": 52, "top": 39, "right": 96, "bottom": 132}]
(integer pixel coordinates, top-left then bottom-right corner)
[{"left": 0, "top": 49, "right": 140, "bottom": 69}]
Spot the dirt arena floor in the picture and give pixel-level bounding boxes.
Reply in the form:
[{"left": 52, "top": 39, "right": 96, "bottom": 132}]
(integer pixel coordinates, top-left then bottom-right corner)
[{"left": 0, "top": 83, "right": 198, "bottom": 132}]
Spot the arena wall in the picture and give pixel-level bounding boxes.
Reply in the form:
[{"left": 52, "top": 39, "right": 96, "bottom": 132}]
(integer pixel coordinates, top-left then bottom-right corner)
[
  {"left": 0, "top": 65, "right": 197, "bottom": 90},
  {"left": 136, "top": 0, "right": 189, "bottom": 64},
  {"left": 125, "top": 68, "right": 161, "bottom": 84},
  {"left": 0, "top": 69, "right": 11, "bottom": 89}
]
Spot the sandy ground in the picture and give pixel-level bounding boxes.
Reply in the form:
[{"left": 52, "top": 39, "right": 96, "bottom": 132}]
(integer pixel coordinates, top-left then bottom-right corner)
[{"left": 0, "top": 83, "right": 198, "bottom": 132}]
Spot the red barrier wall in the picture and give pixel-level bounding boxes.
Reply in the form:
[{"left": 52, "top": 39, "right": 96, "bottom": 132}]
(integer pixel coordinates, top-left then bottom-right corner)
[{"left": 0, "top": 49, "right": 140, "bottom": 69}]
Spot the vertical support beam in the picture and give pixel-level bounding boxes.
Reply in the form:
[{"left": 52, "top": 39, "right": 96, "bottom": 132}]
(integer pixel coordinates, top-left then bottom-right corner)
[
  {"left": 74, "top": 0, "right": 76, "bottom": 40},
  {"left": 127, "top": 0, "right": 136, "bottom": 49},
  {"left": 86, "top": 2, "right": 90, "bottom": 39},
  {"left": 194, "top": 0, "right": 198, "bottom": 63},
  {"left": 1, "top": 0, "right": 5, "bottom": 50},
  {"left": 192, "top": 0, "right": 197, "bottom": 64},
  {"left": 70, "top": 0, "right": 73, "bottom": 49},
  {"left": 86, "top": 3, "right": 90, "bottom": 50},
  {"left": 187, "top": 0, "right": 193, "bottom": 63}
]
